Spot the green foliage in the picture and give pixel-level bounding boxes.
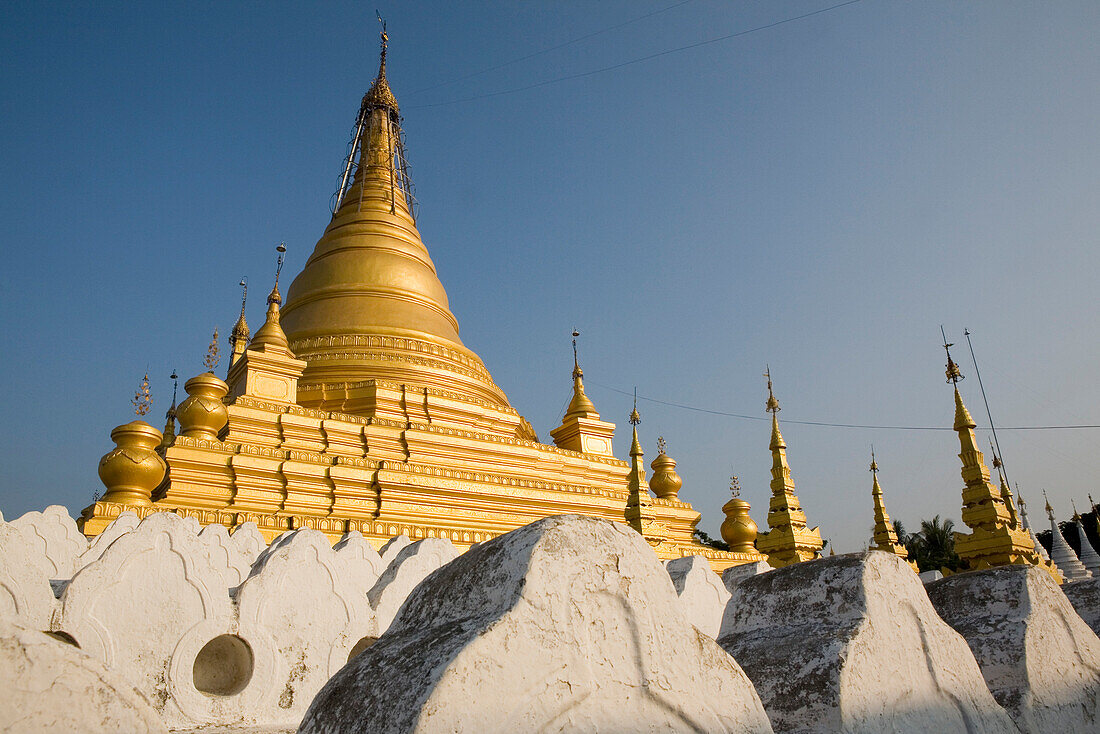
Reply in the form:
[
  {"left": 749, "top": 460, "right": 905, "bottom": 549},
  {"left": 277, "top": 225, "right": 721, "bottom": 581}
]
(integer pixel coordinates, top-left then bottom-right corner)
[
  {"left": 901, "top": 515, "right": 964, "bottom": 573},
  {"left": 693, "top": 528, "right": 729, "bottom": 552}
]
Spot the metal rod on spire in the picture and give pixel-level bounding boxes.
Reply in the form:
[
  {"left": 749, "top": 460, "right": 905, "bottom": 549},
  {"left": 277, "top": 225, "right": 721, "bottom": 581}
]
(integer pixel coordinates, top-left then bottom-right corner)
[
  {"left": 571, "top": 329, "right": 580, "bottom": 374},
  {"left": 963, "top": 328, "right": 1009, "bottom": 490}
]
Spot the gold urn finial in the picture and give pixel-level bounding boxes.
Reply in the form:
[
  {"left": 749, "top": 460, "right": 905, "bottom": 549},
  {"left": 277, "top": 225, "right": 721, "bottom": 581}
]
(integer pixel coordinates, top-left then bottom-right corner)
[
  {"left": 649, "top": 435, "right": 682, "bottom": 500},
  {"left": 721, "top": 475, "right": 760, "bottom": 553},
  {"left": 203, "top": 329, "right": 221, "bottom": 371},
  {"left": 131, "top": 372, "right": 153, "bottom": 416}
]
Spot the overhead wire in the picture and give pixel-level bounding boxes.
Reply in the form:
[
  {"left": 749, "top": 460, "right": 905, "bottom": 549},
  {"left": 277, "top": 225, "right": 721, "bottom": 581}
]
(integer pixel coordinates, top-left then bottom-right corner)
[
  {"left": 408, "top": 0, "right": 865, "bottom": 109},
  {"left": 588, "top": 380, "right": 1100, "bottom": 432},
  {"left": 405, "top": 0, "right": 698, "bottom": 97}
]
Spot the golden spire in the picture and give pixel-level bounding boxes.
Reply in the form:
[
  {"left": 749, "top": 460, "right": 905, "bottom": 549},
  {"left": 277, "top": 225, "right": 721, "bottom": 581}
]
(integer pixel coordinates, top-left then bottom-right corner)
[
  {"left": 565, "top": 330, "right": 599, "bottom": 419},
  {"left": 228, "top": 277, "right": 250, "bottom": 369},
  {"left": 944, "top": 330, "right": 1050, "bottom": 576},
  {"left": 159, "top": 370, "right": 178, "bottom": 450},
  {"left": 868, "top": 448, "right": 913, "bottom": 566},
  {"left": 203, "top": 329, "right": 220, "bottom": 372},
  {"left": 755, "top": 368, "right": 823, "bottom": 567},
  {"left": 131, "top": 372, "right": 152, "bottom": 416},
  {"left": 1072, "top": 498, "right": 1082, "bottom": 522},
  {"left": 250, "top": 243, "right": 291, "bottom": 353},
  {"left": 363, "top": 15, "right": 398, "bottom": 114},
  {"left": 990, "top": 441, "right": 1019, "bottom": 530},
  {"left": 624, "top": 393, "right": 656, "bottom": 535},
  {"left": 280, "top": 23, "right": 510, "bottom": 412}
]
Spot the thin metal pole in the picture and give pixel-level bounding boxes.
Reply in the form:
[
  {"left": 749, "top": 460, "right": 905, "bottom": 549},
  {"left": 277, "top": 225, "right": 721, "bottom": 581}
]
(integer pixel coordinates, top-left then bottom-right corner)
[{"left": 964, "top": 328, "right": 1009, "bottom": 488}]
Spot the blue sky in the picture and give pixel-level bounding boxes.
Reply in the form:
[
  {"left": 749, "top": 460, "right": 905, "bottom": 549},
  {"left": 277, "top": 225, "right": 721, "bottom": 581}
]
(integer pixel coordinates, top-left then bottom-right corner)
[{"left": 1, "top": 1, "right": 1097, "bottom": 551}]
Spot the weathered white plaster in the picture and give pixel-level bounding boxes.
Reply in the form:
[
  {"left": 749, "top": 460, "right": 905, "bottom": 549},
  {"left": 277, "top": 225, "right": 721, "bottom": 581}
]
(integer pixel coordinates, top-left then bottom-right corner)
[
  {"left": 59, "top": 512, "right": 238, "bottom": 729},
  {"left": 300, "top": 514, "right": 773, "bottom": 734},
  {"left": 0, "top": 522, "right": 56, "bottom": 629},
  {"left": 378, "top": 535, "right": 412, "bottom": 568},
  {"left": 333, "top": 531, "right": 385, "bottom": 596},
  {"left": 198, "top": 522, "right": 255, "bottom": 589},
  {"left": 76, "top": 510, "right": 141, "bottom": 571},
  {"left": 720, "top": 560, "right": 773, "bottom": 594},
  {"left": 920, "top": 569, "right": 944, "bottom": 583},
  {"left": 236, "top": 528, "right": 376, "bottom": 727},
  {"left": 718, "top": 551, "right": 1017, "bottom": 734},
  {"left": 1077, "top": 519, "right": 1100, "bottom": 576},
  {"left": 666, "top": 554, "right": 730, "bottom": 638},
  {"left": 367, "top": 537, "right": 459, "bottom": 635},
  {"left": 928, "top": 564, "right": 1100, "bottom": 733},
  {"left": 1050, "top": 515, "right": 1091, "bottom": 581},
  {"left": 0, "top": 618, "right": 168, "bottom": 733},
  {"left": 10, "top": 504, "right": 87, "bottom": 579},
  {"left": 1064, "top": 577, "right": 1100, "bottom": 638},
  {"left": 231, "top": 522, "right": 268, "bottom": 564}
]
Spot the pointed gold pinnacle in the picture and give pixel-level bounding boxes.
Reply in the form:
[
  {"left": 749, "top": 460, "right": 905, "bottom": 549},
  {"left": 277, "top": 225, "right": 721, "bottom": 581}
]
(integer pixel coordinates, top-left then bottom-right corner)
[
  {"left": 203, "top": 328, "right": 221, "bottom": 370},
  {"left": 132, "top": 372, "right": 152, "bottom": 416}
]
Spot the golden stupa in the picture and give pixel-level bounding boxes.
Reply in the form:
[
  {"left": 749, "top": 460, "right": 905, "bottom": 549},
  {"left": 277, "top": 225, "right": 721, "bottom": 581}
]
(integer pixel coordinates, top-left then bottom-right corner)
[{"left": 82, "top": 31, "right": 765, "bottom": 573}]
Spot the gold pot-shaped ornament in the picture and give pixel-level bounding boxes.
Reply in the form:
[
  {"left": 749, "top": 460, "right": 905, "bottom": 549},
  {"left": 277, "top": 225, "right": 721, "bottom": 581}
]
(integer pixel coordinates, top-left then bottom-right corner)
[
  {"left": 98, "top": 421, "right": 167, "bottom": 506},
  {"left": 649, "top": 453, "right": 683, "bottom": 499},
  {"left": 720, "top": 496, "right": 759, "bottom": 553},
  {"left": 176, "top": 372, "right": 229, "bottom": 440}
]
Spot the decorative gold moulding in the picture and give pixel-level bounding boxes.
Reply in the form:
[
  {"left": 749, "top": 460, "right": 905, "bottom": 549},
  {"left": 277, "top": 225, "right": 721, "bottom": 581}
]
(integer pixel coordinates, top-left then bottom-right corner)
[
  {"left": 177, "top": 372, "right": 230, "bottom": 440},
  {"left": 97, "top": 421, "right": 167, "bottom": 506}
]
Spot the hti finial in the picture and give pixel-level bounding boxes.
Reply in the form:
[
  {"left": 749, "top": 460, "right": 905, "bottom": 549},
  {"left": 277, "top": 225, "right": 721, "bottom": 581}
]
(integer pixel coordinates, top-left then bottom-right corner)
[
  {"left": 168, "top": 370, "right": 179, "bottom": 412},
  {"left": 571, "top": 329, "right": 580, "bottom": 377},
  {"left": 764, "top": 365, "right": 780, "bottom": 413},
  {"left": 204, "top": 328, "right": 221, "bottom": 370},
  {"left": 268, "top": 243, "right": 287, "bottom": 305},
  {"left": 1043, "top": 489, "right": 1055, "bottom": 520},
  {"left": 377, "top": 11, "right": 388, "bottom": 70},
  {"left": 990, "top": 440, "right": 1002, "bottom": 471},
  {"left": 238, "top": 277, "right": 248, "bottom": 319},
  {"left": 1072, "top": 498, "right": 1081, "bottom": 520},
  {"left": 656, "top": 436, "right": 667, "bottom": 455},
  {"left": 942, "top": 326, "right": 964, "bottom": 384},
  {"left": 1090, "top": 493, "right": 1097, "bottom": 512},
  {"left": 629, "top": 387, "right": 640, "bottom": 426},
  {"left": 729, "top": 475, "right": 741, "bottom": 498},
  {"left": 1017, "top": 486, "right": 1027, "bottom": 511},
  {"left": 869, "top": 446, "right": 878, "bottom": 474},
  {"left": 132, "top": 372, "right": 152, "bottom": 416}
]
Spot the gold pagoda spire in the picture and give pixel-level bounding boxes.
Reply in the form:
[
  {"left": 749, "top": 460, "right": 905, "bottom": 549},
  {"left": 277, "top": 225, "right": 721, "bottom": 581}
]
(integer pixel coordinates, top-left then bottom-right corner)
[
  {"left": 755, "top": 367, "right": 823, "bottom": 567},
  {"left": 250, "top": 244, "right": 291, "bottom": 353},
  {"left": 158, "top": 370, "right": 179, "bottom": 451},
  {"left": 868, "top": 449, "right": 914, "bottom": 568},
  {"left": 228, "top": 278, "right": 250, "bottom": 369},
  {"left": 941, "top": 333, "right": 1055, "bottom": 578},
  {"left": 624, "top": 394, "right": 657, "bottom": 537},
  {"left": 280, "top": 25, "right": 509, "bottom": 411},
  {"left": 565, "top": 330, "right": 599, "bottom": 419},
  {"left": 990, "top": 442, "right": 1019, "bottom": 530}
]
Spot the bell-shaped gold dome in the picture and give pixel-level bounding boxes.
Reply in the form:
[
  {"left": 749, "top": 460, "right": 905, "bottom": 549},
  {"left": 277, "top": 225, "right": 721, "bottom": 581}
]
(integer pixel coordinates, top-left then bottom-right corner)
[{"left": 280, "top": 54, "right": 509, "bottom": 410}]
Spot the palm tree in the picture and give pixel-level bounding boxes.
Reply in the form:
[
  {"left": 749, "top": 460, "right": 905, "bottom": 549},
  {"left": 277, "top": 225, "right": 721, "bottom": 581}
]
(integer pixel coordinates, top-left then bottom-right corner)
[{"left": 901, "top": 515, "right": 963, "bottom": 573}]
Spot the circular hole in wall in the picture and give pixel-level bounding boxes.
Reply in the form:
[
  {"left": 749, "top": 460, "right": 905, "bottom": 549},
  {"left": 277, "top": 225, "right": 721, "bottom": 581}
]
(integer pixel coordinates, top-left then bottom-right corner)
[
  {"left": 347, "top": 636, "right": 378, "bottom": 662},
  {"left": 193, "top": 634, "right": 254, "bottom": 696}
]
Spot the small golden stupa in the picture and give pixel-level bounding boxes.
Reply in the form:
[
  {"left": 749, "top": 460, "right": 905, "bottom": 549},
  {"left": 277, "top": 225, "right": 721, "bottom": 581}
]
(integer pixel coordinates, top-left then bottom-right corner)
[
  {"left": 81, "top": 28, "right": 761, "bottom": 572},
  {"left": 941, "top": 339, "right": 1060, "bottom": 582},
  {"left": 868, "top": 450, "right": 917, "bottom": 570},
  {"left": 754, "top": 369, "right": 824, "bottom": 567}
]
